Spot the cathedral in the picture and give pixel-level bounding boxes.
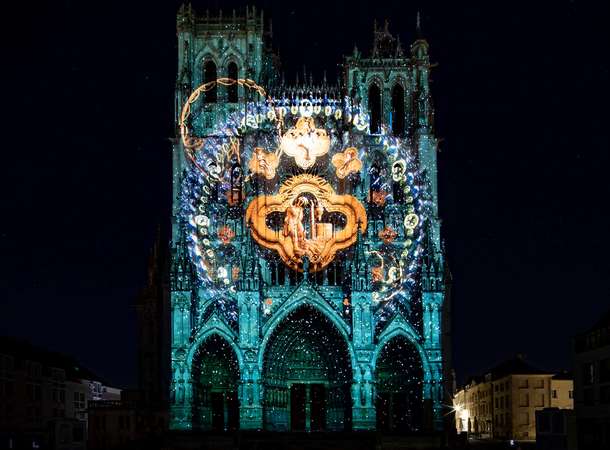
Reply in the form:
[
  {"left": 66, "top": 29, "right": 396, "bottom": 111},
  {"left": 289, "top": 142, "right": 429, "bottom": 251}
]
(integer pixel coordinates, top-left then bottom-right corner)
[{"left": 167, "top": 4, "right": 451, "bottom": 433}]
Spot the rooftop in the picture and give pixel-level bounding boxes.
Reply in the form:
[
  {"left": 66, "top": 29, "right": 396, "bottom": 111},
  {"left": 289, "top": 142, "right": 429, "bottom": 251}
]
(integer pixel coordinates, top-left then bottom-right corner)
[{"left": 0, "top": 335, "right": 110, "bottom": 385}]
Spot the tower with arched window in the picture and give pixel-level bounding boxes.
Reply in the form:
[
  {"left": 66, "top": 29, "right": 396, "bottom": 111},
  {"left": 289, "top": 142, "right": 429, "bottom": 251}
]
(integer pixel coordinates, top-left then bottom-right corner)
[{"left": 167, "top": 6, "right": 451, "bottom": 436}]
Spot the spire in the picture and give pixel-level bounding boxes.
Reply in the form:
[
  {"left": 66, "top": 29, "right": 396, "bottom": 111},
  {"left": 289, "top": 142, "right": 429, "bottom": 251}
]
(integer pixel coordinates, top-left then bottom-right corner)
[
  {"left": 396, "top": 36, "right": 404, "bottom": 57},
  {"left": 170, "top": 228, "right": 197, "bottom": 292},
  {"left": 351, "top": 221, "right": 370, "bottom": 292},
  {"left": 411, "top": 11, "right": 429, "bottom": 59},
  {"left": 355, "top": 220, "right": 367, "bottom": 271}
]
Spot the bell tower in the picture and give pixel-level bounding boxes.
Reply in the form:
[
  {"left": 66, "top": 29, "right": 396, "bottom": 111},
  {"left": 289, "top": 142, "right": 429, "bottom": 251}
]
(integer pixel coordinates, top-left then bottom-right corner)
[{"left": 344, "top": 20, "right": 412, "bottom": 136}]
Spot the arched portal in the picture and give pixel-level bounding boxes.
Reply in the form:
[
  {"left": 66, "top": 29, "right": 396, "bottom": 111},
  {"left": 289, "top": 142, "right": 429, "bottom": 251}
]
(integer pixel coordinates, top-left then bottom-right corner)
[
  {"left": 375, "top": 335, "right": 424, "bottom": 432},
  {"left": 191, "top": 334, "right": 239, "bottom": 431},
  {"left": 262, "top": 305, "right": 352, "bottom": 432}
]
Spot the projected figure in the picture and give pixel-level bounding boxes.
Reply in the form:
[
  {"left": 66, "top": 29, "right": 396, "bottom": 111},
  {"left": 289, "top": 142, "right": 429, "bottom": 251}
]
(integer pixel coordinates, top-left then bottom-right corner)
[{"left": 283, "top": 196, "right": 308, "bottom": 256}]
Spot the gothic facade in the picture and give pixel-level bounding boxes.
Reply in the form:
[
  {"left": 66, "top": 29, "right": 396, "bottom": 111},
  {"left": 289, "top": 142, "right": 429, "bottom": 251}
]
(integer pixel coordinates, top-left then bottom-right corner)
[{"left": 169, "top": 5, "right": 451, "bottom": 433}]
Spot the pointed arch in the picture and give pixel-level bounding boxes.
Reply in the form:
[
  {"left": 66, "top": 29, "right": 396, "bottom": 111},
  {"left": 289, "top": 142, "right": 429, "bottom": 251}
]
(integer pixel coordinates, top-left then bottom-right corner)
[
  {"left": 373, "top": 317, "right": 430, "bottom": 380},
  {"left": 258, "top": 287, "right": 355, "bottom": 369},
  {"left": 189, "top": 331, "right": 241, "bottom": 431},
  {"left": 373, "top": 325, "right": 427, "bottom": 432},
  {"left": 260, "top": 303, "right": 353, "bottom": 431},
  {"left": 186, "top": 320, "right": 243, "bottom": 369}
]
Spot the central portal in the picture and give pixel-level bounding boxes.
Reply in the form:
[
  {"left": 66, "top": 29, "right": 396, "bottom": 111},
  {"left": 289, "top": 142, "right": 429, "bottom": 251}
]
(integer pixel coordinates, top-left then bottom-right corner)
[
  {"left": 262, "top": 305, "right": 352, "bottom": 431},
  {"left": 290, "top": 383, "right": 326, "bottom": 431}
]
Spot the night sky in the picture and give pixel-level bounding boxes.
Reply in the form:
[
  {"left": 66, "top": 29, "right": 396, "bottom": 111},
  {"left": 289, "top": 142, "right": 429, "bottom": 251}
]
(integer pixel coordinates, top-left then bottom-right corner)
[{"left": 2, "top": 0, "right": 608, "bottom": 388}]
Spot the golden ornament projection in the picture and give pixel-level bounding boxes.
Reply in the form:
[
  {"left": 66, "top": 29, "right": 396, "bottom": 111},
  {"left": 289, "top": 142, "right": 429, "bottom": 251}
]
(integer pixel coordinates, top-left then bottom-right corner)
[
  {"left": 245, "top": 174, "right": 367, "bottom": 272},
  {"left": 279, "top": 117, "right": 330, "bottom": 169},
  {"left": 331, "top": 147, "right": 363, "bottom": 179}
]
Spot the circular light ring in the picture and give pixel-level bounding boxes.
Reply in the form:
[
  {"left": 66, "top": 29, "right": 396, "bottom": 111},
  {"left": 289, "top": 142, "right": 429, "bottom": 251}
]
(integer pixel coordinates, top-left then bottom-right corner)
[
  {"left": 179, "top": 78, "right": 270, "bottom": 173},
  {"left": 178, "top": 83, "right": 430, "bottom": 314}
]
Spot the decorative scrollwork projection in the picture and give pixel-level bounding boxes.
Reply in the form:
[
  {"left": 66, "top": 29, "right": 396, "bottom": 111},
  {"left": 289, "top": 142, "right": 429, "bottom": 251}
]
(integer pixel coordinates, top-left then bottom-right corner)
[
  {"left": 245, "top": 174, "right": 367, "bottom": 272},
  {"left": 332, "top": 147, "right": 363, "bottom": 179},
  {"left": 279, "top": 117, "right": 330, "bottom": 169}
]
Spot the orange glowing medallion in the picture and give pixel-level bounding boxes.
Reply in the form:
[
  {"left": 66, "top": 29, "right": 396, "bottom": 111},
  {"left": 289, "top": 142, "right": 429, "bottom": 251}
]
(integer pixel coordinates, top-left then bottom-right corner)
[{"left": 245, "top": 174, "right": 367, "bottom": 272}]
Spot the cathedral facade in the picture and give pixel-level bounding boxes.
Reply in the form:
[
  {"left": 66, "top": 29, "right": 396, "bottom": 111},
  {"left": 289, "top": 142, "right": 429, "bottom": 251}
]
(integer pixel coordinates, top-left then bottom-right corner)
[{"left": 169, "top": 5, "right": 451, "bottom": 433}]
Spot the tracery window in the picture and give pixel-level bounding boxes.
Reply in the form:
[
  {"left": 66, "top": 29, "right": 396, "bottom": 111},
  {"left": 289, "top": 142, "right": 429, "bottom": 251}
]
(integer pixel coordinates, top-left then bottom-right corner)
[
  {"left": 227, "top": 62, "right": 238, "bottom": 103},
  {"left": 203, "top": 60, "right": 217, "bottom": 103},
  {"left": 391, "top": 83, "right": 405, "bottom": 136},
  {"left": 368, "top": 83, "right": 381, "bottom": 134}
]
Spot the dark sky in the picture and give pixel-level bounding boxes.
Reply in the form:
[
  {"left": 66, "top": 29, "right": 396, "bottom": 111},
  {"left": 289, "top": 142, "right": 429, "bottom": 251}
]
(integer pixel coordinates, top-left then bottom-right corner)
[{"left": 2, "top": 0, "right": 608, "bottom": 388}]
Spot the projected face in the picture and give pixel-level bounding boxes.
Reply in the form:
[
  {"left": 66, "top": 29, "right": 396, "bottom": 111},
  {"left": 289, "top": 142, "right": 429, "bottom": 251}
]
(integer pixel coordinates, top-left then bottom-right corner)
[{"left": 280, "top": 117, "right": 330, "bottom": 169}]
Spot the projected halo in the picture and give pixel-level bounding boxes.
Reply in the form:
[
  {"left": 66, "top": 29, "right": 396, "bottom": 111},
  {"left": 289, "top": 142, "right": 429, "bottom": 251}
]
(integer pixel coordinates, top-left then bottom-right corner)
[{"left": 179, "top": 80, "right": 431, "bottom": 315}]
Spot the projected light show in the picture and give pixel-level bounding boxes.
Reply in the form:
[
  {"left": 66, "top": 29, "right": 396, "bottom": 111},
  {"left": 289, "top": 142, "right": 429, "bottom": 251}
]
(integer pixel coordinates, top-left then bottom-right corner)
[{"left": 169, "top": 5, "right": 448, "bottom": 434}]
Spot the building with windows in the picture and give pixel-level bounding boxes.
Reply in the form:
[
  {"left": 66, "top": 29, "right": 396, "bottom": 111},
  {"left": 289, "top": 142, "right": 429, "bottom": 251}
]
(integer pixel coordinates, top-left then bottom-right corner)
[
  {"left": 535, "top": 407, "right": 577, "bottom": 450},
  {"left": 0, "top": 336, "right": 120, "bottom": 450},
  {"left": 453, "top": 356, "right": 573, "bottom": 441},
  {"left": 86, "top": 235, "right": 170, "bottom": 449},
  {"left": 573, "top": 309, "right": 610, "bottom": 449},
  {"left": 165, "top": 4, "right": 452, "bottom": 434}
]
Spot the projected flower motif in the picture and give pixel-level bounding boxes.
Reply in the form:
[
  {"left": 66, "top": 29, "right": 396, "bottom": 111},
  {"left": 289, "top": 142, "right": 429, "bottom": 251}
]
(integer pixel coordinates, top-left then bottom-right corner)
[
  {"left": 226, "top": 190, "right": 241, "bottom": 206},
  {"left": 194, "top": 215, "right": 210, "bottom": 227},
  {"left": 378, "top": 226, "right": 398, "bottom": 244},
  {"left": 331, "top": 147, "right": 363, "bottom": 179},
  {"left": 371, "top": 190, "right": 387, "bottom": 206},
  {"left": 392, "top": 159, "right": 407, "bottom": 182},
  {"left": 248, "top": 147, "right": 279, "bottom": 180},
  {"left": 232, "top": 266, "right": 240, "bottom": 280},
  {"left": 372, "top": 266, "right": 384, "bottom": 283},
  {"left": 218, "top": 226, "right": 236, "bottom": 245},
  {"left": 280, "top": 117, "right": 330, "bottom": 169},
  {"left": 404, "top": 213, "right": 420, "bottom": 230}
]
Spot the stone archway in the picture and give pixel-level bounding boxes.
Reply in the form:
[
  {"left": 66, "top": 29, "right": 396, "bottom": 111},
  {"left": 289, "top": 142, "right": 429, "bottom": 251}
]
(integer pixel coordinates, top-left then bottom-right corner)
[
  {"left": 374, "top": 335, "right": 424, "bottom": 432},
  {"left": 261, "top": 304, "right": 352, "bottom": 431},
  {"left": 191, "top": 334, "right": 240, "bottom": 431}
]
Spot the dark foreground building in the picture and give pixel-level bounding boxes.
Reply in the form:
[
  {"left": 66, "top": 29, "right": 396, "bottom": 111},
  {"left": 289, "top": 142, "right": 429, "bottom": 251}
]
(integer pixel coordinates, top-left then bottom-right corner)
[
  {"left": 573, "top": 309, "right": 610, "bottom": 449},
  {"left": 0, "top": 337, "right": 120, "bottom": 450}
]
